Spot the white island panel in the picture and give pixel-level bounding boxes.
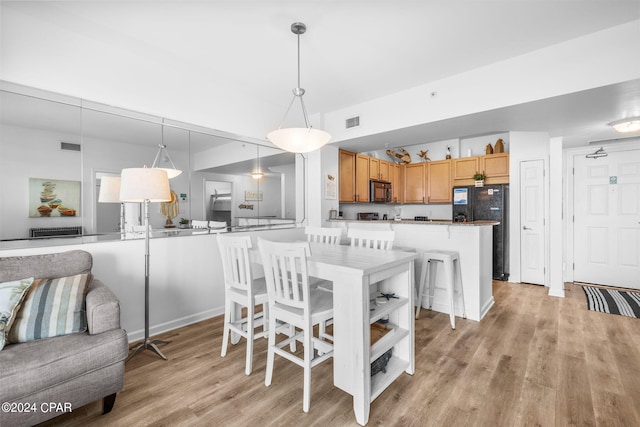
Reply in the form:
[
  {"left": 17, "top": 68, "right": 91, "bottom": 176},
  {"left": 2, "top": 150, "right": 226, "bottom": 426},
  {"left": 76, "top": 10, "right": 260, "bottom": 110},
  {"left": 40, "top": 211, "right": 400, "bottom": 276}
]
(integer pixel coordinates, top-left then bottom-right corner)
[{"left": 329, "top": 220, "right": 495, "bottom": 321}]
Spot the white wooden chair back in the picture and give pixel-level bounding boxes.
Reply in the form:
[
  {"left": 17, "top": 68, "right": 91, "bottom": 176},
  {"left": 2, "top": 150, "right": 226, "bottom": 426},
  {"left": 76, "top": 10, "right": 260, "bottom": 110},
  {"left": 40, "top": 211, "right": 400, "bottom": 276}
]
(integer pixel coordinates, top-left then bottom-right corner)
[
  {"left": 209, "top": 221, "right": 228, "bottom": 233},
  {"left": 191, "top": 220, "right": 209, "bottom": 229},
  {"left": 348, "top": 228, "right": 395, "bottom": 250},
  {"left": 258, "top": 238, "right": 311, "bottom": 312},
  {"left": 217, "top": 234, "right": 253, "bottom": 293},
  {"left": 304, "top": 226, "right": 342, "bottom": 245}
]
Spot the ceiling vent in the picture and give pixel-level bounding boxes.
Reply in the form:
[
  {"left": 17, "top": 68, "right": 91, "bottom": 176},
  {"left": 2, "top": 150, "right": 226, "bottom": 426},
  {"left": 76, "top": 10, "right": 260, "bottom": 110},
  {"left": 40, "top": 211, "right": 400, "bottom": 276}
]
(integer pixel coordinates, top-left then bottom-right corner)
[
  {"left": 345, "top": 116, "right": 360, "bottom": 129},
  {"left": 60, "top": 142, "right": 81, "bottom": 152}
]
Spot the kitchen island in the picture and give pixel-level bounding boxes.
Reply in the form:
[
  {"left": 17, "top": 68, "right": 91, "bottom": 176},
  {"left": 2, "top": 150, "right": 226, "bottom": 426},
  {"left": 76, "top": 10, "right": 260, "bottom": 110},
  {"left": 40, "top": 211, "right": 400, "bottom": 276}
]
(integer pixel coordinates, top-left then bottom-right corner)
[{"left": 328, "top": 219, "right": 496, "bottom": 321}]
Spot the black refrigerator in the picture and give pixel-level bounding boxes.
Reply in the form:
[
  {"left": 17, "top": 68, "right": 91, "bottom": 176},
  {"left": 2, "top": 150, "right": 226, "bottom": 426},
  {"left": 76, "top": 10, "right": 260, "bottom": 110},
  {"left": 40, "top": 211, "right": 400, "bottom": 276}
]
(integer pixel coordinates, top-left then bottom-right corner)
[{"left": 452, "top": 184, "right": 509, "bottom": 281}]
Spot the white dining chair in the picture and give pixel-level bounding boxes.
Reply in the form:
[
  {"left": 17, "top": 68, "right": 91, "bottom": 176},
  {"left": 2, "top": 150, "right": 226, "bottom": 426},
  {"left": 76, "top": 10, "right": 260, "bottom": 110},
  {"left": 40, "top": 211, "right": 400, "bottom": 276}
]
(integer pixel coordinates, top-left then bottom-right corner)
[
  {"left": 191, "top": 220, "right": 209, "bottom": 229},
  {"left": 348, "top": 228, "right": 395, "bottom": 250},
  {"left": 304, "top": 226, "right": 342, "bottom": 245},
  {"left": 217, "top": 234, "right": 269, "bottom": 375},
  {"left": 208, "top": 221, "right": 228, "bottom": 233},
  {"left": 258, "top": 238, "right": 334, "bottom": 413}
]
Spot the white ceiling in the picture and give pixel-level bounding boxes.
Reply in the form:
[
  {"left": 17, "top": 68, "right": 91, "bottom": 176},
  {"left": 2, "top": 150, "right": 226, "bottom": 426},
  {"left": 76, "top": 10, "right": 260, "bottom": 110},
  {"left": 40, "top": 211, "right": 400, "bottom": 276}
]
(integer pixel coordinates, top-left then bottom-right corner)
[{"left": 2, "top": 1, "right": 640, "bottom": 151}]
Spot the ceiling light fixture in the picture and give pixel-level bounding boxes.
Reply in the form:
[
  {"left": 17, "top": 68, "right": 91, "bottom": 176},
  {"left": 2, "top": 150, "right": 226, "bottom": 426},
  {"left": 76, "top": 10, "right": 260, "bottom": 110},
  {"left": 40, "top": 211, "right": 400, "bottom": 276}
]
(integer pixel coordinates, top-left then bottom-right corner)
[
  {"left": 266, "top": 22, "right": 331, "bottom": 153},
  {"left": 608, "top": 116, "right": 640, "bottom": 133},
  {"left": 151, "top": 125, "right": 182, "bottom": 178},
  {"left": 250, "top": 172, "right": 264, "bottom": 179}
]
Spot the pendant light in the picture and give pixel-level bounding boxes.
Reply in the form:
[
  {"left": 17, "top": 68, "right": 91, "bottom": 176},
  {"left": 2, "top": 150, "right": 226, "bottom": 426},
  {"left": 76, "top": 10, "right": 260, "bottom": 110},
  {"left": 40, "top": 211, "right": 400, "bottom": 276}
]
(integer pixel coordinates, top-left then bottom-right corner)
[
  {"left": 267, "top": 22, "right": 331, "bottom": 153},
  {"left": 151, "top": 125, "right": 182, "bottom": 179}
]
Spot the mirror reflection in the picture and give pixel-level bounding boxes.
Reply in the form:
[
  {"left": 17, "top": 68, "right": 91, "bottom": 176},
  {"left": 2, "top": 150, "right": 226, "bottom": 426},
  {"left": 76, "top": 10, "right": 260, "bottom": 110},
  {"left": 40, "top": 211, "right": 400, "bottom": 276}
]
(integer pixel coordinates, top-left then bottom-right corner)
[{"left": 0, "top": 86, "right": 300, "bottom": 247}]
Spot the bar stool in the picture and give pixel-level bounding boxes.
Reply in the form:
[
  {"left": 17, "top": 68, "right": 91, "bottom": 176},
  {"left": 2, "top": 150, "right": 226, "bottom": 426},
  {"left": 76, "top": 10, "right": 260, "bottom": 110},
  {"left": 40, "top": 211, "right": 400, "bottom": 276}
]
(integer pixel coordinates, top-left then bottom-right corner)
[{"left": 415, "top": 250, "right": 466, "bottom": 329}]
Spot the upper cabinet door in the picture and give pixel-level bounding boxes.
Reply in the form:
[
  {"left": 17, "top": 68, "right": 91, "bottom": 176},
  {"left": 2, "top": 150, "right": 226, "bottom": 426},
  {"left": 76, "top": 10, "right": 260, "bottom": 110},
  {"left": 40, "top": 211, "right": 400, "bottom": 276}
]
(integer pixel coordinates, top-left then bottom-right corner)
[
  {"left": 453, "top": 157, "right": 480, "bottom": 180},
  {"left": 339, "top": 149, "right": 356, "bottom": 202},
  {"left": 369, "top": 157, "right": 380, "bottom": 180},
  {"left": 404, "top": 163, "right": 426, "bottom": 203},
  {"left": 379, "top": 160, "right": 390, "bottom": 181},
  {"left": 483, "top": 153, "right": 510, "bottom": 177},
  {"left": 355, "top": 154, "right": 370, "bottom": 202},
  {"left": 427, "top": 160, "right": 452, "bottom": 203}
]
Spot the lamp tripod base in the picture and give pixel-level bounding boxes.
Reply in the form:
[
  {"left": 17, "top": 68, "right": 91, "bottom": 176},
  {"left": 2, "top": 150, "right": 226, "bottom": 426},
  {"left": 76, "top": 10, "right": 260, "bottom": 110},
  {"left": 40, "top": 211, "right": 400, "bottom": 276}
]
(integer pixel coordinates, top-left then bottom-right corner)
[{"left": 126, "top": 338, "right": 171, "bottom": 362}]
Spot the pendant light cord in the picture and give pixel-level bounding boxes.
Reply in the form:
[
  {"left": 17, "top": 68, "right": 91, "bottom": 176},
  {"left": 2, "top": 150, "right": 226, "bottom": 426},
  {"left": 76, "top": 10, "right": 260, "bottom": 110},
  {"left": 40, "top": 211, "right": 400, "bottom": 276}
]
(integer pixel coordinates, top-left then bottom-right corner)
[{"left": 275, "top": 25, "right": 312, "bottom": 130}]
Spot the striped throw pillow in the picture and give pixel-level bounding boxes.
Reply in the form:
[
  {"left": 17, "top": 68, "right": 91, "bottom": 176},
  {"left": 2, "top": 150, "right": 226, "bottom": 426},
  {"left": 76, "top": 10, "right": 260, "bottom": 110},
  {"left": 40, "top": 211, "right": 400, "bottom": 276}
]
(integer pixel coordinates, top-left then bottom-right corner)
[
  {"left": 8, "top": 274, "right": 91, "bottom": 343},
  {"left": 0, "top": 277, "right": 34, "bottom": 350}
]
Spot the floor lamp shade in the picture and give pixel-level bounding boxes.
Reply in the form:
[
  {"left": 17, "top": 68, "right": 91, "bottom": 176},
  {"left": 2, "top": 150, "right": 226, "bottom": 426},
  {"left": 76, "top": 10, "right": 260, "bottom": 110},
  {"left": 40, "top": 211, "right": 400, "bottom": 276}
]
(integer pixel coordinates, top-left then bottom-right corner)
[
  {"left": 119, "top": 168, "right": 171, "bottom": 203},
  {"left": 98, "top": 176, "right": 122, "bottom": 203}
]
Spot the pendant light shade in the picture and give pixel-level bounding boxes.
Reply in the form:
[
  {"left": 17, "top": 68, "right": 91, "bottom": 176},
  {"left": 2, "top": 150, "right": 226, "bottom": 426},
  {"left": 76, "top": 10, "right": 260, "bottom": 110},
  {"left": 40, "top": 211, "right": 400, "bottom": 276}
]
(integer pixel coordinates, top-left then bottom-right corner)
[
  {"left": 151, "top": 143, "right": 182, "bottom": 178},
  {"left": 267, "top": 127, "right": 331, "bottom": 154},
  {"left": 267, "top": 22, "right": 330, "bottom": 153}
]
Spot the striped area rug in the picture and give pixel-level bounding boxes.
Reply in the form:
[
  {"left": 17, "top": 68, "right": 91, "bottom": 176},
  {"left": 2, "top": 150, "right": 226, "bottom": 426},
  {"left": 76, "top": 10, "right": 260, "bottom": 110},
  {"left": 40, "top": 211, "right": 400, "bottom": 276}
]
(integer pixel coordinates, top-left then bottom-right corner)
[{"left": 582, "top": 286, "right": 640, "bottom": 318}]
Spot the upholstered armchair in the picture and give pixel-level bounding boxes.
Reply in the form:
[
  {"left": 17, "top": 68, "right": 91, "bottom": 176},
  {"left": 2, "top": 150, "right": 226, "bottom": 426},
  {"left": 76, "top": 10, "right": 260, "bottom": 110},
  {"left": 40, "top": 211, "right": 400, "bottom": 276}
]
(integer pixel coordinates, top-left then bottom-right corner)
[{"left": 0, "top": 250, "right": 128, "bottom": 426}]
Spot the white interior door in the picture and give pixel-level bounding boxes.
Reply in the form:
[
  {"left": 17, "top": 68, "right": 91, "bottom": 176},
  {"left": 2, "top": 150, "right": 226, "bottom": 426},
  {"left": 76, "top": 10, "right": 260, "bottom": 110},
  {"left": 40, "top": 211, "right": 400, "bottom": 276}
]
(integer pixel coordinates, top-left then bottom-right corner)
[
  {"left": 574, "top": 148, "right": 640, "bottom": 289},
  {"left": 520, "top": 160, "right": 545, "bottom": 285}
]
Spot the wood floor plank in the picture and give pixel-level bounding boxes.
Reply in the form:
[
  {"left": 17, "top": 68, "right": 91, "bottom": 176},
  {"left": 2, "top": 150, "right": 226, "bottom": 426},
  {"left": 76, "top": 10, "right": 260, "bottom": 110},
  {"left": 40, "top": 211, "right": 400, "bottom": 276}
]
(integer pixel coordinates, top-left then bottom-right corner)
[{"left": 36, "top": 282, "right": 640, "bottom": 427}]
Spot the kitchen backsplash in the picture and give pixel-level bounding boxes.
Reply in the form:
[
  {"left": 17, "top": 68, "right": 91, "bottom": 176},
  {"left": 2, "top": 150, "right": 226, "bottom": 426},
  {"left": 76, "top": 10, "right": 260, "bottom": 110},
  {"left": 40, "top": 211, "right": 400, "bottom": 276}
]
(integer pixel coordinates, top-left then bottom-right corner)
[{"left": 337, "top": 203, "right": 452, "bottom": 221}]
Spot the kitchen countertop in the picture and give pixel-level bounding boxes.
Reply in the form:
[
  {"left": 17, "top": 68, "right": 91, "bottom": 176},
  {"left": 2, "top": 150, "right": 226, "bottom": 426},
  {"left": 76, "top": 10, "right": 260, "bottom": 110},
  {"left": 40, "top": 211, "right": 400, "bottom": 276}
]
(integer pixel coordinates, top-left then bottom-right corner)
[{"left": 328, "top": 219, "right": 499, "bottom": 226}]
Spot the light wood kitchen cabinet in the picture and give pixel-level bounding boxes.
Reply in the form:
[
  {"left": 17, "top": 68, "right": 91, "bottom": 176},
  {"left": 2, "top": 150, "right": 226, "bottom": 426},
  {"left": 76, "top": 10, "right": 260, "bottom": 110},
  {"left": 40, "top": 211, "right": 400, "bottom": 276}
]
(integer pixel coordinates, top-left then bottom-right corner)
[
  {"left": 482, "top": 153, "right": 509, "bottom": 179},
  {"left": 379, "top": 160, "right": 390, "bottom": 181},
  {"left": 404, "top": 163, "right": 426, "bottom": 203},
  {"left": 355, "top": 154, "right": 370, "bottom": 202},
  {"left": 427, "top": 160, "right": 452, "bottom": 203},
  {"left": 453, "top": 157, "right": 480, "bottom": 181},
  {"left": 369, "top": 157, "right": 380, "bottom": 180},
  {"left": 453, "top": 153, "right": 509, "bottom": 185},
  {"left": 390, "top": 163, "right": 402, "bottom": 203},
  {"left": 339, "top": 149, "right": 356, "bottom": 202}
]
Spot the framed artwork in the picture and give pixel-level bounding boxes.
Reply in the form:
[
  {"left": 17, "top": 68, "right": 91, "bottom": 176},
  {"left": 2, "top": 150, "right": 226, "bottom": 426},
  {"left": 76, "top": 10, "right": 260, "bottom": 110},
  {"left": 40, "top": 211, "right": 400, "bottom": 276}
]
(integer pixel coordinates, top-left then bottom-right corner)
[
  {"left": 29, "top": 178, "right": 81, "bottom": 217},
  {"left": 244, "top": 190, "right": 263, "bottom": 201},
  {"left": 324, "top": 173, "right": 337, "bottom": 199}
]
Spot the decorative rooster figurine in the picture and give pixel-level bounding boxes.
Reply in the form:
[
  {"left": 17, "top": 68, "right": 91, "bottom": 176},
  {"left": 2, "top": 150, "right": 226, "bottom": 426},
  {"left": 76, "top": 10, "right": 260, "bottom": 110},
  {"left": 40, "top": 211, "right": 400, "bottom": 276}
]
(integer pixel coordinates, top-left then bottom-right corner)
[{"left": 417, "top": 150, "right": 430, "bottom": 162}]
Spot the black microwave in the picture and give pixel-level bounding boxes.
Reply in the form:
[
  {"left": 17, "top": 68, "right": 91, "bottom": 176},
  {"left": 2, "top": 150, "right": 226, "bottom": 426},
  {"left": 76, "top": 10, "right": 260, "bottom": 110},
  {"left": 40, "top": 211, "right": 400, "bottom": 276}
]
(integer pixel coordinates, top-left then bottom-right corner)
[{"left": 370, "top": 180, "right": 391, "bottom": 203}]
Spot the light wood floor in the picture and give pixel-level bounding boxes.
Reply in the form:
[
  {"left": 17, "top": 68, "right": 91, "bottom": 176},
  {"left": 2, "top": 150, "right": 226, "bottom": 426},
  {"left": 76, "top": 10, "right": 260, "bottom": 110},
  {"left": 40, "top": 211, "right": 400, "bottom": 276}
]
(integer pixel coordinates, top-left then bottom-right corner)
[{"left": 41, "top": 282, "right": 640, "bottom": 427}]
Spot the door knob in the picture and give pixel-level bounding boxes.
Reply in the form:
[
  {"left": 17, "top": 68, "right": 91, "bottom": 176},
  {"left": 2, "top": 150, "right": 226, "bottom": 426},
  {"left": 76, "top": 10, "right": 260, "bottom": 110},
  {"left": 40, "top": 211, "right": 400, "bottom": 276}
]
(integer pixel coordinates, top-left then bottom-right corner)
[{"left": 522, "top": 226, "right": 532, "bottom": 230}]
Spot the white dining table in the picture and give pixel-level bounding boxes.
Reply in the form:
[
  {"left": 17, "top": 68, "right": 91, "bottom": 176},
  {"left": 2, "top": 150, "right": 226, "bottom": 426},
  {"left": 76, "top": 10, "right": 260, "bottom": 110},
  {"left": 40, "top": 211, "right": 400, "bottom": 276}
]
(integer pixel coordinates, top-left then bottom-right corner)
[{"left": 252, "top": 241, "right": 417, "bottom": 425}]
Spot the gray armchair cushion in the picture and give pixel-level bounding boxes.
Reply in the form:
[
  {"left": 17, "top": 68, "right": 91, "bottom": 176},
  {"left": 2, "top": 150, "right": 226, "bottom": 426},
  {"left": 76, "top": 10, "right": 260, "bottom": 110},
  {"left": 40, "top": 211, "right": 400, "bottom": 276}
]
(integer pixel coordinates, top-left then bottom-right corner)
[
  {"left": 0, "top": 250, "right": 92, "bottom": 282},
  {"left": 86, "top": 279, "right": 122, "bottom": 335}
]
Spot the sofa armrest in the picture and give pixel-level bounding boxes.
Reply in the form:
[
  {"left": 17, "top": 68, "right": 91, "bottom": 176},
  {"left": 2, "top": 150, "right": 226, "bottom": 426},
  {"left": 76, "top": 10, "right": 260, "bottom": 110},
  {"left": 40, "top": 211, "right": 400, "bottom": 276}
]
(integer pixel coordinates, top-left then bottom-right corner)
[{"left": 86, "top": 279, "right": 121, "bottom": 335}]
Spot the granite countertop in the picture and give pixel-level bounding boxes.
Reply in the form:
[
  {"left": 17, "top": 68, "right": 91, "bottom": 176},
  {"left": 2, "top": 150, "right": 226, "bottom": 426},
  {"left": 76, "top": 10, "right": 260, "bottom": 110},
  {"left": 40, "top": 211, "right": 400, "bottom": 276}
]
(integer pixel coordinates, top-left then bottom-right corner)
[{"left": 328, "top": 219, "right": 499, "bottom": 226}]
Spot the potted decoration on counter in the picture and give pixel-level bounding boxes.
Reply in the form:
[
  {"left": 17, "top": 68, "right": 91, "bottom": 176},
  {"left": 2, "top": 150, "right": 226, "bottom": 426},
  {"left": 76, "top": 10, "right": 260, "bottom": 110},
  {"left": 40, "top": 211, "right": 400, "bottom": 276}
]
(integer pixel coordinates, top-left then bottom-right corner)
[
  {"left": 473, "top": 172, "right": 486, "bottom": 187},
  {"left": 178, "top": 218, "right": 190, "bottom": 229}
]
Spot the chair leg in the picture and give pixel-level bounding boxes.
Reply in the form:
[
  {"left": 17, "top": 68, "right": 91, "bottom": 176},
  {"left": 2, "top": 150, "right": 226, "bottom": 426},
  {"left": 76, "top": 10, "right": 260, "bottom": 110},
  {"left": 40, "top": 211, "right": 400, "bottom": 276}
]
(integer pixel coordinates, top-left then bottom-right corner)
[
  {"left": 265, "top": 314, "right": 276, "bottom": 387},
  {"left": 221, "top": 299, "right": 231, "bottom": 357},
  {"left": 444, "top": 260, "right": 456, "bottom": 329},
  {"left": 427, "top": 261, "right": 435, "bottom": 309},
  {"left": 289, "top": 324, "right": 296, "bottom": 352},
  {"left": 456, "top": 258, "right": 467, "bottom": 319},
  {"left": 262, "top": 302, "right": 269, "bottom": 336},
  {"left": 102, "top": 393, "right": 117, "bottom": 415},
  {"left": 415, "top": 258, "right": 428, "bottom": 319},
  {"left": 303, "top": 324, "right": 313, "bottom": 413},
  {"left": 245, "top": 304, "right": 255, "bottom": 375}
]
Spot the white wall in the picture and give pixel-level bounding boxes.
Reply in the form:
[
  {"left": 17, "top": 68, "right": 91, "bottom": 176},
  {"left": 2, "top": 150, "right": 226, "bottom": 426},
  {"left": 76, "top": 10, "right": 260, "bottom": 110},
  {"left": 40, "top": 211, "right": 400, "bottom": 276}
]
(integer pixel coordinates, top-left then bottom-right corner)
[
  {"left": 0, "top": 228, "right": 306, "bottom": 342},
  {"left": 322, "top": 22, "right": 640, "bottom": 144}
]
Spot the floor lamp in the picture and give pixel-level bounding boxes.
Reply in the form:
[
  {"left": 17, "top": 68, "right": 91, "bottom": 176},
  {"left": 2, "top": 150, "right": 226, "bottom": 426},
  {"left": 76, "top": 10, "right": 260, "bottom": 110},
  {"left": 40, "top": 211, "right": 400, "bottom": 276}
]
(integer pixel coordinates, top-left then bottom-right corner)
[{"left": 120, "top": 167, "right": 171, "bottom": 361}]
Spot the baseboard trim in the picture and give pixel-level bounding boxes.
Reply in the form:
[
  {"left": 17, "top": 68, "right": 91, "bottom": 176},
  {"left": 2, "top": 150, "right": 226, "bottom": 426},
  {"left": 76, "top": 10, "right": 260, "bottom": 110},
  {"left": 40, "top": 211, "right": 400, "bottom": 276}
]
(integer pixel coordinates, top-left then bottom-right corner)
[
  {"left": 126, "top": 307, "right": 225, "bottom": 343},
  {"left": 547, "top": 288, "right": 565, "bottom": 298}
]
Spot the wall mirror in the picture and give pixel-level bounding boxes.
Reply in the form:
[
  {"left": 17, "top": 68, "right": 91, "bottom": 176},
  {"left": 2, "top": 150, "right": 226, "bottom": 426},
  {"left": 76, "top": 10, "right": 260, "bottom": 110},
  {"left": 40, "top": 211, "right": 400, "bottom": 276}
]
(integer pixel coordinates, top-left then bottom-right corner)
[{"left": 0, "top": 85, "right": 302, "bottom": 248}]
